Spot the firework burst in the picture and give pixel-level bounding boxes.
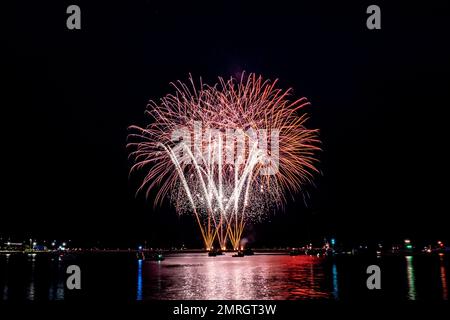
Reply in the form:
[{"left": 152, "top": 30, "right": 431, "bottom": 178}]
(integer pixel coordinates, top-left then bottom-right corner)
[{"left": 128, "top": 73, "right": 320, "bottom": 250}]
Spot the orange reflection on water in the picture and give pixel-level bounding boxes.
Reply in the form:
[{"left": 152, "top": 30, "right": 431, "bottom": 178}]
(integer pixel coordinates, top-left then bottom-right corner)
[{"left": 439, "top": 254, "right": 448, "bottom": 301}]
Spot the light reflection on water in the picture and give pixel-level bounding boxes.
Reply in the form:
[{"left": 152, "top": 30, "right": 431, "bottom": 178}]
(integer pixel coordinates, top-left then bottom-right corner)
[
  {"left": 2, "top": 255, "right": 9, "bottom": 300},
  {"left": 136, "top": 259, "right": 143, "bottom": 301},
  {"left": 405, "top": 256, "right": 416, "bottom": 300},
  {"left": 332, "top": 263, "right": 339, "bottom": 300},
  {"left": 440, "top": 254, "right": 448, "bottom": 300},
  {"left": 0, "top": 255, "right": 66, "bottom": 301},
  {"left": 1, "top": 253, "right": 449, "bottom": 300},
  {"left": 27, "top": 257, "right": 36, "bottom": 300},
  {"left": 141, "top": 254, "right": 331, "bottom": 300}
]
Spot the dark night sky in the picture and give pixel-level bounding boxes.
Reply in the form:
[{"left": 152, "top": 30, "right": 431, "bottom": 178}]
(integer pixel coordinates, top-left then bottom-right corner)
[{"left": 4, "top": 1, "right": 450, "bottom": 247}]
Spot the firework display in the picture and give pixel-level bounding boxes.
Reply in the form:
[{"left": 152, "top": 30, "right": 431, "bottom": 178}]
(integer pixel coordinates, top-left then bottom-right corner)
[{"left": 128, "top": 73, "right": 320, "bottom": 250}]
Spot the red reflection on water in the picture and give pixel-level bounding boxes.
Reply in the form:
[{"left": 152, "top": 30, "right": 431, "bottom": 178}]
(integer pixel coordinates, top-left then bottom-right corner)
[{"left": 440, "top": 254, "right": 448, "bottom": 300}]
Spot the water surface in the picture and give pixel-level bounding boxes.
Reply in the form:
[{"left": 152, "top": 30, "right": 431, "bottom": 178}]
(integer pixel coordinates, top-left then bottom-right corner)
[{"left": 1, "top": 253, "right": 449, "bottom": 301}]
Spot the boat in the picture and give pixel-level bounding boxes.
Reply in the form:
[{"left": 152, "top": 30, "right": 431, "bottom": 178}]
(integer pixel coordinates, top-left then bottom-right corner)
[
  {"left": 208, "top": 248, "right": 225, "bottom": 256},
  {"left": 140, "top": 252, "right": 165, "bottom": 261},
  {"left": 208, "top": 251, "right": 217, "bottom": 257},
  {"left": 149, "top": 252, "right": 165, "bottom": 261},
  {"left": 232, "top": 251, "right": 245, "bottom": 257}
]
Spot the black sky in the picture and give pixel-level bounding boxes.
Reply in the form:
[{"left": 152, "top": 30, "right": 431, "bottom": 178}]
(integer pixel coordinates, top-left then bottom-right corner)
[{"left": 4, "top": 1, "right": 450, "bottom": 247}]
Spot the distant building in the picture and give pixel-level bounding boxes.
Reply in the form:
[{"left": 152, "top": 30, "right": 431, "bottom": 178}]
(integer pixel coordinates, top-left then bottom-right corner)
[{"left": 3, "top": 242, "right": 24, "bottom": 250}]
